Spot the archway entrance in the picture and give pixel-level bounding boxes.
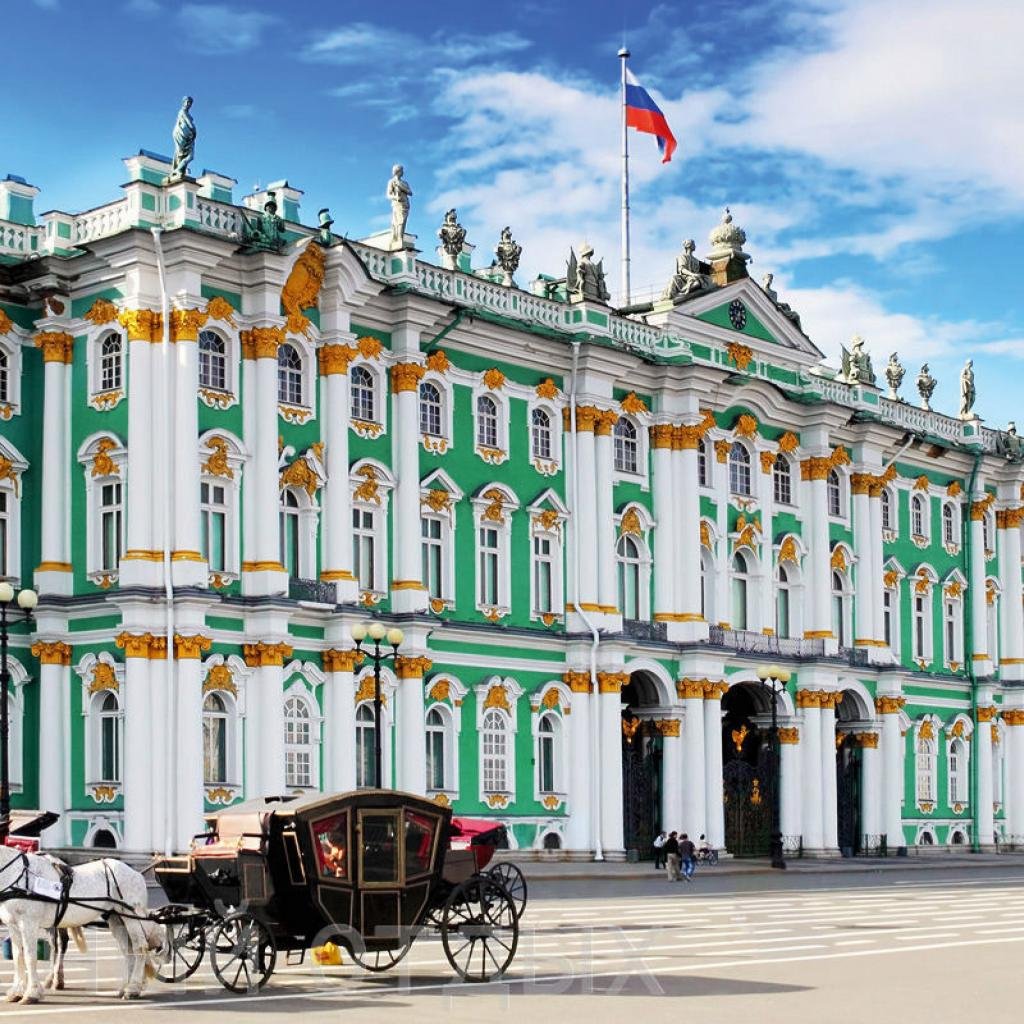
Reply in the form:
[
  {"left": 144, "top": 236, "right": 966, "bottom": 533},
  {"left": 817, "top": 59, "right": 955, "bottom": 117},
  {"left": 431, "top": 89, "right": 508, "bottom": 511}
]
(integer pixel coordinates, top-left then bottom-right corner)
[
  {"left": 836, "top": 690, "right": 865, "bottom": 856},
  {"left": 621, "top": 672, "right": 663, "bottom": 860},
  {"left": 721, "top": 683, "right": 772, "bottom": 857}
]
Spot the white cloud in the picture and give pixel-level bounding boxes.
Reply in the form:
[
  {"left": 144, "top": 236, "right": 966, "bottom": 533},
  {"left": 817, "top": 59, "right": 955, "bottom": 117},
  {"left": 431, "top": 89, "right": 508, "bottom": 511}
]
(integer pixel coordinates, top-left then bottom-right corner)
[{"left": 179, "top": 3, "right": 277, "bottom": 55}]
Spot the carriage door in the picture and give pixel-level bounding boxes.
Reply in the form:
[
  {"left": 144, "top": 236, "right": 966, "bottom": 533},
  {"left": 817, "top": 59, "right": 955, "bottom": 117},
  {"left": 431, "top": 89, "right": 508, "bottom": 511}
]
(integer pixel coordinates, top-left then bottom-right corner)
[
  {"left": 836, "top": 736, "right": 863, "bottom": 856},
  {"left": 357, "top": 809, "right": 402, "bottom": 943},
  {"left": 621, "top": 716, "right": 663, "bottom": 860}
]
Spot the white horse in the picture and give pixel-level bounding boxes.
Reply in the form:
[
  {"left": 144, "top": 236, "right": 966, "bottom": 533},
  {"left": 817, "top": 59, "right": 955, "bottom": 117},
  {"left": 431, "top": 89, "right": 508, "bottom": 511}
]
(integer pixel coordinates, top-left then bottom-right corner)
[{"left": 0, "top": 848, "right": 167, "bottom": 1003}]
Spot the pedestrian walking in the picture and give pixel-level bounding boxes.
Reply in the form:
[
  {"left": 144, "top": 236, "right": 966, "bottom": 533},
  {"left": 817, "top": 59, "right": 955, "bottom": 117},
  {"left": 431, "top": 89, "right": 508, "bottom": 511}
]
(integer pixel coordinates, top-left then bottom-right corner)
[
  {"left": 652, "top": 830, "right": 668, "bottom": 870},
  {"left": 679, "top": 833, "right": 696, "bottom": 881},
  {"left": 664, "top": 831, "right": 680, "bottom": 882}
]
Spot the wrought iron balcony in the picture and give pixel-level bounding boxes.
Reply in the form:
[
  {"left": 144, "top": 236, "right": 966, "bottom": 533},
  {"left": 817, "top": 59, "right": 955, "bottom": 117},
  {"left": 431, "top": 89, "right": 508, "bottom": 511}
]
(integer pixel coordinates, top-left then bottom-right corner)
[
  {"left": 622, "top": 618, "right": 668, "bottom": 642},
  {"left": 707, "top": 625, "right": 826, "bottom": 659},
  {"left": 288, "top": 577, "right": 337, "bottom": 605}
]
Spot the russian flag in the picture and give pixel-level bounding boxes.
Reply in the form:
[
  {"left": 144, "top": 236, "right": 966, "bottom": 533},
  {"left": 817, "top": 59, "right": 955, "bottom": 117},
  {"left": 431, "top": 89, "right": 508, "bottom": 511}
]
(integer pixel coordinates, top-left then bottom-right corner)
[{"left": 624, "top": 69, "right": 676, "bottom": 163}]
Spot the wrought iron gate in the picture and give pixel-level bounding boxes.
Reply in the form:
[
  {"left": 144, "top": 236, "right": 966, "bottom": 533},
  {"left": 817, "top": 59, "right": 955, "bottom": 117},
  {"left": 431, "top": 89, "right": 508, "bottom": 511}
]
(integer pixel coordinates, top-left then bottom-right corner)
[
  {"left": 723, "top": 753, "right": 772, "bottom": 857},
  {"left": 836, "top": 742, "right": 862, "bottom": 855},
  {"left": 622, "top": 720, "right": 662, "bottom": 859}
]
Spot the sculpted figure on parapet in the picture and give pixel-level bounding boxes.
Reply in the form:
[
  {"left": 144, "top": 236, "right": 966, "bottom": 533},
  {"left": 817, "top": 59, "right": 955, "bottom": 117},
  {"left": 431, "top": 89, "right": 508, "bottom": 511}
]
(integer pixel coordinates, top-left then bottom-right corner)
[
  {"left": 567, "top": 242, "right": 610, "bottom": 303},
  {"left": 840, "top": 335, "right": 876, "bottom": 386},
  {"left": 960, "top": 359, "right": 976, "bottom": 419},
  {"left": 169, "top": 95, "right": 196, "bottom": 181},
  {"left": 885, "top": 352, "right": 905, "bottom": 400},
  {"left": 387, "top": 164, "right": 413, "bottom": 249},
  {"left": 662, "top": 239, "right": 712, "bottom": 300}
]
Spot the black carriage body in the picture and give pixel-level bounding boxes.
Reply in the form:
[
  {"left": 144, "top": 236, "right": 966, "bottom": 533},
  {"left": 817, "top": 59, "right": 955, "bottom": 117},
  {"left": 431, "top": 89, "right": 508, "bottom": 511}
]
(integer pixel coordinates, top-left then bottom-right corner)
[{"left": 155, "top": 790, "right": 453, "bottom": 953}]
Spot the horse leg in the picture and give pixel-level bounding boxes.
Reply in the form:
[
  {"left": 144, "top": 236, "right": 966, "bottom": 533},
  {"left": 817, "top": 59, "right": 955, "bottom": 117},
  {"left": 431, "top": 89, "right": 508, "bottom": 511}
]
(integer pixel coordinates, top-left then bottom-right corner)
[
  {"left": 120, "top": 918, "right": 147, "bottom": 999},
  {"left": 108, "top": 916, "right": 129, "bottom": 999},
  {"left": 51, "top": 929, "right": 69, "bottom": 990},
  {"left": 42, "top": 927, "right": 57, "bottom": 990},
  {"left": 5, "top": 916, "right": 24, "bottom": 1002},
  {"left": 17, "top": 916, "right": 43, "bottom": 1004}
]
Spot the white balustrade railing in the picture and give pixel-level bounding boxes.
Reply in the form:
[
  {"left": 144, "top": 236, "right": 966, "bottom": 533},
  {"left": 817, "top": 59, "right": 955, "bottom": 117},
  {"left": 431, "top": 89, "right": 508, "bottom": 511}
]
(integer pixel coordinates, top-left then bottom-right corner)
[
  {"left": 0, "top": 220, "right": 40, "bottom": 256},
  {"left": 609, "top": 315, "right": 659, "bottom": 353},
  {"left": 73, "top": 202, "right": 130, "bottom": 244},
  {"left": 814, "top": 377, "right": 856, "bottom": 408},
  {"left": 350, "top": 243, "right": 389, "bottom": 280},
  {"left": 195, "top": 198, "right": 242, "bottom": 239}
]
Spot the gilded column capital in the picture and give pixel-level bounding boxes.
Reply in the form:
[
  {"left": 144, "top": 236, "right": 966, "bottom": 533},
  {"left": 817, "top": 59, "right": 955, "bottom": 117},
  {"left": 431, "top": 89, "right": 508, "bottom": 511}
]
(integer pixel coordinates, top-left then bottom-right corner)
[
  {"left": 676, "top": 678, "right": 706, "bottom": 700},
  {"left": 390, "top": 362, "right": 426, "bottom": 393},
  {"left": 118, "top": 308, "right": 162, "bottom": 342},
  {"left": 596, "top": 671, "right": 628, "bottom": 693},
  {"left": 976, "top": 705, "right": 998, "bottom": 723},
  {"left": 969, "top": 494, "right": 995, "bottom": 521},
  {"left": 318, "top": 344, "right": 357, "bottom": 376},
  {"left": 243, "top": 641, "right": 294, "bottom": 667},
  {"left": 819, "top": 691, "right": 844, "bottom": 711},
  {"left": 703, "top": 680, "right": 729, "bottom": 701},
  {"left": 173, "top": 633, "right": 212, "bottom": 659},
  {"left": 574, "top": 406, "right": 599, "bottom": 433},
  {"left": 148, "top": 635, "right": 168, "bottom": 660},
  {"left": 653, "top": 718, "right": 681, "bottom": 738},
  {"left": 34, "top": 331, "right": 74, "bottom": 364},
  {"left": 594, "top": 409, "right": 619, "bottom": 437},
  {"left": 853, "top": 731, "right": 880, "bottom": 748},
  {"left": 1002, "top": 709, "right": 1024, "bottom": 727},
  {"left": 674, "top": 424, "right": 702, "bottom": 450},
  {"left": 778, "top": 726, "right": 800, "bottom": 744},
  {"left": 115, "top": 632, "right": 151, "bottom": 659},
  {"left": 796, "top": 689, "right": 822, "bottom": 709},
  {"left": 874, "top": 696, "right": 906, "bottom": 714},
  {"left": 394, "top": 655, "right": 433, "bottom": 679},
  {"left": 759, "top": 450, "right": 777, "bottom": 474},
  {"left": 240, "top": 326, "right": 286, "bottom": 360},
  {"left": 649, "top": 424, "right": 675, "bottom": 450},
  {"left": 169, "top": 308, "right": 210, "bottom": 342},
  {"left": 713, "top": 439, "right": 731, "bottom": 463},
  {"left": 562, "top": 670, "right": 593, "bottom": 693},
  {"left": 850, "top": 472, "right": 873, "bottom": 496},
  {"left": 322, "top": 648, "right": 363, "bottom": 673},
  {"left": 30, "top": 641, "right": 72, "bottom": 666}
]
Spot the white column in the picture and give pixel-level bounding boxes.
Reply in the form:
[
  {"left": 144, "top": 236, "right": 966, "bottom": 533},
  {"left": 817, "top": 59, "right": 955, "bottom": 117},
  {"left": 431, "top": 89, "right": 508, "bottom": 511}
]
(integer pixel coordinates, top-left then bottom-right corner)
[
  {"left": 680, "top": 680, "right": 706, "bottom": 838},
  {"left": 820, "top": 696, "right": 839, "bottom": 852},
  {"left": 594, "top": 413, "right": 617, "bottom": 614},
  {"left": 318, "top": 348, "right": 356, "bottom": 603},
  {"left": 976, "top": 707, "right": 995, "bottom": 846},
  {"left": 573, "top": 411, "right": 599, "bottom": 614},
  {"left": 32, "top": 644, "right": 70, "bottom": 844},
  {"left": 121, "top": 332, "right": 155, "bottom": 584},
  {"left": 390, "top": 364, "right": 428, "bottom": 613},
  {"left": 804, "top": 465, "right": 832, "bottom": 639},
  {"left": 323, "top": 652, "right": 358, "bottom": 792},
  {"left": 650, "top": 427, "right": 676, "bottom": 620},
  {"left": 564, "top": 674, "right": 592, "bottom": 853},
  {"left": 173, "top": 639, "right": 206, "bottom": 851},
  {"left": 598, "top": 674, "right": 625, "bottom": 858},
  {"left": 798, "top": 691, "right": 824, "bottom": 851},
  {"left": 879, "top": 698, "right": 906, "bottom": 848},
  {"left": 998, "top": 511, "right": 1024, "bottom": 677},
  {"left": 970, "top": 509, "right": 991, "bottom": 675},
  {"left": 394, "top": 656, "right": 429, "bottom": 794},
  {"left": 852, "top": 477, "right": 873, "bottom": 647},
  {"left": 677, "top": 431, "right": 705, "bottom": 627},
  {"left": 780, "top": 728, "right": 802, "bottom": 845},
  {"left": 703, "top": 685, "right": 725, "bottom": 849},
  {"left": 170, "top": 317, "right": 205, "bottom": 585},
  {"left": 869, "top": 487, "right": 886, "bottom": 645},
  {"left": 759, "top": 451, "right": 775, "bottom": 635},
  {"left": 241, "top": 354, "right": 257, "bottom": 567},
  {"left": 259, "top": 661, "right": 286, "bottom": 796},
  {"left": 149, "top": 645, "right": 169, "bottom": 853},
  {"left": 860, "top": 733, "right": 882, "bottom": 847},
  {"left": 1005, "top": 713, "right": 1024, "bottom": 840},
  {"left": 659, "top": 719, "right": 683, "bottom": 833},
  {"left": 119, "top": 635, "right": 152, "bottom": 852}
]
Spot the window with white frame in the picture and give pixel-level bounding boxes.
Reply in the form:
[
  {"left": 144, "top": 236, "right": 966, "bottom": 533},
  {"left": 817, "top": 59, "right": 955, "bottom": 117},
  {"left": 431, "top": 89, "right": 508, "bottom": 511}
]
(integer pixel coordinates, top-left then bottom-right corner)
[
  {"left": 773, "top": 457, "right": 792, "bottom": 505},
  {"left": 942, "top": 503, "right": 957, "bottom": 546},
  {"left": 698, "top": 438, "right": 709, "bottom": 487},
  {"left": 80, "top": 435, "right": 126, "bottom": 578},
  {"left": 613, "top": 417, "right": 639, "bottom": 474},
  {"left": 277, "top": 344, "right": 303, "bottom": 405},
  {"left": 353, "top": 507, "right": 377, "bottom": 592},
  {"left": 729, "top": 443, "right": 751, "bottom": 496},
  {"left": 351, "top": 366, "right": 376, "bottom": 422},
  {"left": 531, "top": 408, "right": 553, "bottom": 462},
  {"left": 827, "top": 470, "right": 843, "bottom": 517},
  {"left": 537, "top": 712, "right": 561, "bottom": 794},
  {"left": 280, "top": 489, "right": 301, "bottom": 577},
  {"left": 419, "top": 381, "right": 443, "bottom": 437},
  {"left": 355, "top": 703, "right": 376, "bottom": 788},
  {"left": 477, "top": 395, "right": 500, "bottom": 449},
  {"left": 0, "top": 350, "right": 7, "bottom": 404},
  {"left": 944, "top": 594, "right": 963, "bottom": 665},
  {"left": 732, "top": 551, "right": 751, "bottom": 630},
  {"left": 948, "top": 736, "right": 968, "bottom": 804},
  {"left": 0, "top": 489, "right": 10, "bottom": 578},
  {"left": 882, "top": 488, "right": 894, "bottom": 531},
  {"left": 913, "top": 592, "right": 930, "bottom": 661},
  {"left": 700, "top": 547, "right": 714, "bottom": 621},
  {"left": 776, "top": 564, "right": 792, "bottom": 638},
  {"left": 533, "top": 533, "right": 556, "bottom": 614},
  {"left": 916, "top": 733, "right": 936, "bottom": 803},
  {"left": 421, "top": 516, "right": 444, "bottom": 600},
  {"left": 284, "top": 695, "right": 316, "bottom": 789},
  {"left": 832, "top": 570, "right": 850, "bottom": 646},
  {"left": 883, "top": 586, "right": 899, "bottom": 654},
  {"left": 983, "top": 511, "right": 994, "bottom": 553},
  {"left": 425, "top": 706, "right": 449, "bottom": 792},
  {"left": 911, "top": 494, "right": 927, "bottom": 538},
  {"left": 200, "top": 480, "right": 228, "bottom": 572},
  {"left": 99, "top": 481, "right": 123, "bottom": 572},
  {"left": 481, "top": 709, "right": 510, "bottom": 793},
  {"left": 478, "top": 524, "right": 500, "bottom": 606},
  {"left": 202, "top": 692, "right": 229, "bottom": 784},
  {"left": 993, "top": 735, "right": 1005, "bottom": 806},
  {"left": 198, "top": 329, "right": 227, "bottom": 392},
  {"left": 98, "top": 332, "right": 123, "bottom": 393},
  {"left": 617, "top": 534, "right": 645, "bottom": 620},
  {"left": 92, "top": 690, "right": 122, "bottom": 784}
]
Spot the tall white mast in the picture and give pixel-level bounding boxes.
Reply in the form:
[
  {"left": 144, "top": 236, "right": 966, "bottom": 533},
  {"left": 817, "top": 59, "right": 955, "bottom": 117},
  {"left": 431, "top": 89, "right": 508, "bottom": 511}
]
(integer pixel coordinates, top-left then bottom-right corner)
[{"left": 618, "top": 47, "right": 631, "bottom": 307}]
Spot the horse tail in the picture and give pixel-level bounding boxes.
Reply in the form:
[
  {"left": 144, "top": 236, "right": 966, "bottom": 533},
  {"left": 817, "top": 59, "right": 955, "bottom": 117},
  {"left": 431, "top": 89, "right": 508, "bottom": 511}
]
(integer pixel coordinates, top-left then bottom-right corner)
[{"left": 70, "top": 927, "right": 87, "bottom": 954}]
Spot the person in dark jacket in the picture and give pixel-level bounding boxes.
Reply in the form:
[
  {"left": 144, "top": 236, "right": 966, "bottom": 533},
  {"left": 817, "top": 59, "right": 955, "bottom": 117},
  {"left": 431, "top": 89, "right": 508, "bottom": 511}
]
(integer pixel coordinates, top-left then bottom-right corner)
[
  {"left": 679, "top": 833, "right": 696, "bottom": 881},
  {"left": 663, "top": 831, "right": 680, "bottom": 881}
]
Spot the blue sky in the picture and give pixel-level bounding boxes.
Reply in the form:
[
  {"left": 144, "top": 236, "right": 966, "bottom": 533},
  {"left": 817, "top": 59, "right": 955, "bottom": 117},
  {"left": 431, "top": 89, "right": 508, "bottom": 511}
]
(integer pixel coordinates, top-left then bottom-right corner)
[{"left": 12, "top": 0, "right": 1024, "bottom": 426}]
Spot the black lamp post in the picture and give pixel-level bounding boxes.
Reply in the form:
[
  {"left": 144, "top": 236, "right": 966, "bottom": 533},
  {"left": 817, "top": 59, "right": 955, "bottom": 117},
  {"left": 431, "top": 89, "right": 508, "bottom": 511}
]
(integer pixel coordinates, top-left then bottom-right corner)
[
  {"left": 756, "top": 663, "right": 790, "bottom": 870},
  {"left": 0, "top": 582, "right": 37, "bottom": 846},
  {"left": 349, "top": 621, "right": 404, "bottom": 789}
]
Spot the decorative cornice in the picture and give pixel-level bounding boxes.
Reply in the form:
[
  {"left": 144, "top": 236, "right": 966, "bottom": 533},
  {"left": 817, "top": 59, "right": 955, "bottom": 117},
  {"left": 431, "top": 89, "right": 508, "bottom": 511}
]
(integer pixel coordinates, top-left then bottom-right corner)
[
  {"left": 650, "top": 424, "right": 675, "bottom": 450},
  {"left": 970, "top": 493, "right": 995, "bottom": 521},
  {"left": 653, "top": 718, "right": 681, "bottom": 738},
  {"left": 778, "top": 727, "right": 800, "bottom": 744},
  {"left": 240, "top": 326, "right": 285, "bottom": 359},
  {"left": 976, "top": 705, "right": 998, "bottom": 723},
  {"left": 676, "top": 678, "right": 706, "bottom": 700},
  {"left": 594, "top": 409, "right": 619, "bottom": 436},
  {"left": 115, "top": 632, "right": 151, "bottom": 658},
  {"left": 1002, "top": 710, "right": 1024, "bottom": 727},
  {"left": 800, "top": 445, "right": 850, "bottom": 481},
  {"left": 703, "top": 680, "right": 729, "bottom": 700},
  {"left": 875, "top": 696, "right": 906, "bottom": 714}
]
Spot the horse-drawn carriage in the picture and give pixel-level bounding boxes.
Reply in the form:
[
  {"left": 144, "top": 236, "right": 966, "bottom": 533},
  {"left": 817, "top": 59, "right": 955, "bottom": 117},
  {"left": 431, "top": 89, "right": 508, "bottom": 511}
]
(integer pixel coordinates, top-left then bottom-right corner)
[{"left": 153, "top": 789, "right": 527, "bottom": 992}]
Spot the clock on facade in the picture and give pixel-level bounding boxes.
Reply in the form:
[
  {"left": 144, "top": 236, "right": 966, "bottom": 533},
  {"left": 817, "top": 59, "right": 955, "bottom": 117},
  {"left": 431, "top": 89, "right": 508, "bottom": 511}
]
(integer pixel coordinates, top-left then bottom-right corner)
[{"left": 729, "top": 299, "right": 747, "bottom": 330}]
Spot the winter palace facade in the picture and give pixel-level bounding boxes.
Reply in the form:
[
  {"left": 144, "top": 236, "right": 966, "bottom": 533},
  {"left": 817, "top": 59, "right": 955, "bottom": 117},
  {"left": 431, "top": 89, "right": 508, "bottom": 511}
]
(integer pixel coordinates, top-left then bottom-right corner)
[{"left": 1, "top": 148, "right": 1023, "bottom": 858}]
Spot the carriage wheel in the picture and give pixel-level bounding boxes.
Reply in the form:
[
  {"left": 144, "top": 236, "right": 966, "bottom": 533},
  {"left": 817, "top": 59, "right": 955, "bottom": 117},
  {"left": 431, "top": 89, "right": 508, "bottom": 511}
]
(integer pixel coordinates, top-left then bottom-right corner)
[
  {"left": 487, "top": 862, "right": 527, "bottom": 920},
  {"left": 441, "top": 876, "right": 518, "bottom": 982},
  {"left": 209, "top": 913, "right": 277, "bottom": 993},
  {"left": 155, "top": 917, "right": 207, "bottom": 983},
  {"left": 348, "top": 938, "right": 414, "bottom": 973}
]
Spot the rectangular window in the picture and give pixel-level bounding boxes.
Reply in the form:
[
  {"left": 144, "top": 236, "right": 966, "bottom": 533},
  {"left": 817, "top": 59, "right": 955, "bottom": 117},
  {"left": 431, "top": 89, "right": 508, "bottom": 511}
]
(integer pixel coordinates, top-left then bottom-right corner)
[
  {"left": 426, "top": 729, "right": 445, "bottom": 791},
  {"left": 101, "top": 715, "right": 119, "bottom": 782},
  {"left": 200, "top": 482, "right": 227, "bottom": 572},
  {"left": 482, "top": 728, "right": 507, "bottom": 791},
  {"left": 0, "top": 491, "right": 7, "bottom": 576},
  {"left": 285, "top": 750, "right": 312, "bottom": 789},
  {"left": 539, "top": 733, "right": 555, "bottom": 793},
  {"left": 883, "top": 590, "right": 893, "bottom": 647},
  {"left": 776, "top": 588, "right": 790, "bottom": 639},
  {"left": 280, "top": 511, "right": 300, "bottom": 578},
  {"left": 479, "top": 527, "right": 499, "bottom": 606},
  {"left": 421, "top": 517, "right": 443, "bottom": 600},
  {"left": 100, "top": 482, "right": 122, "bottom": 571},
  {"left": 353, "top": 509, "right": 376, "bottom": 591},
  {"left": 914, "top": 596, "right": 926, "bottom": 659},
  {"left": 533, "top": 535, "right": 554, "bottom": 614}
]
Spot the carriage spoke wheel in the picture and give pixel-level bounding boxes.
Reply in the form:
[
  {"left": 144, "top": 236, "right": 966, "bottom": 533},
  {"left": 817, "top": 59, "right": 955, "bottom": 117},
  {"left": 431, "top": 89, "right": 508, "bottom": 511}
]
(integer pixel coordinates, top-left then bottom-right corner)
[
  {"left": 487, "top": 862, "right": 527, "bottom": 920},
  {"left": 209, "top": 913, "right": 277, "bottom": 993},
  {"left": 348, "top": 937, "right": 414, "bottom": 973},
  {"left": 155, "top": 917, "right": 207, "bottom": 983},
  {"left": 441, "top": 876, "right": 518, "bottom": 983}
]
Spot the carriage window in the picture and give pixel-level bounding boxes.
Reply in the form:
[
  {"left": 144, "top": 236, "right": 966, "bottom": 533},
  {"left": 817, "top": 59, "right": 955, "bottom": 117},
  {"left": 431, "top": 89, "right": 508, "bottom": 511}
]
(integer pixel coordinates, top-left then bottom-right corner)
[
  {"left": 404, "top": 810, "right": 438, "bottom": 878},
  {"left": 312, "top": 811, "right": 349, "bottom": 880},
  {"left": 360, "top": 812, "right": 399, "bottom": 884}
]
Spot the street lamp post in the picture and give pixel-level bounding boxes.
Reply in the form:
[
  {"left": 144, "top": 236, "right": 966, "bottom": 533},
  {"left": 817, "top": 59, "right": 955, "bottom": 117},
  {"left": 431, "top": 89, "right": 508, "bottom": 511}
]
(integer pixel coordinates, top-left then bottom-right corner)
[
  {"left": 756, "top": 663, "right": 791, "bottom": 870},
  {"left": 0, "top": 582, "right": 37, "bottom": 846},
  {"left": 349, "top": 622, "right": 404, "bottom": 789}
]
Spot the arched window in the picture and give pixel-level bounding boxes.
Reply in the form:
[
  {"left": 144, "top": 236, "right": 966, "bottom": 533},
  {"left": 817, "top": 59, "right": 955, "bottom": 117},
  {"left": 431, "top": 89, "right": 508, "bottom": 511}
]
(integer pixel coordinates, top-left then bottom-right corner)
[
  {"left": 425, "top": 706, "right": 448, "bottom": 791},
  {"left": 948, "top": 737, "right": 967, "bottom": 804},
  {"left": 731, "top": 551, "right": 750, "bottom": 631},
  {"left": 831, "top": 570, "right": 848, "bottom": 647},
  {"left": 351, "top": 366, "right": 376, "bottom": 422},
  {"left": 198, "top": 330, "right": 227, "bottom": 391},
  {"left": 280, "top": 489, "right": 301, "bottom": 578},
  {"left": 911, "top": 494, "right": 926, "bottom": 537},
  {"left": 92, "top": 829, "right": 118, "bottom": 849},
  {"left": 99, "top": 480, "right": 123, "bottom": 572},
  {"left": 284, "top": 696, "right": 314, "bottom": 789},
  {"left": 773, "top": 457, "right": 792, "bottom": 505},
  {"left": 99, "top": 333, "right": 123, "bottom": 392},
  {"left": 419, "top": 381, "right": 443, "bottom": 437},
  {"left": 531, "top": 408, "right": 552, "bottom": 461},
  {"left": 614, "top": 417, "right": 639, "bottom": 474},
  {"left": 0, "top": 350, "right": 7, "bottom": 404},
  {"left": 942, "top": 503, "right": 956, "bottom": 546},
  {"left": 881, "top": 488, "right": 893, "bottom": 531},
  {"left": 617, "top": 534, "right": 643, "bottom": 620},
  {"left": 697, "top": 438, "right": 708, "bottom": 487},
  {"left": 776, "top": 564, "right": 791, "bottom": 638},
  {"left": 477, "top": 395, "right": 499, "bottom": 449},
  {"left": 200, "top": 480, "right": 227, "bottom": 572},
  {"left": 481, "top": 709, "right": 509, "bottom": 793},
  {"left": 916, "top": 734, "right": 936, "bottom": 803},
  {"left": 277, "top": 343, "right": 303, "bottom": 405},
  {"left": 202, "top": 693, "right": 229, "bottom": 785},
  {"left": 827, "top": 470, "right": 843, "bottom": 517},
  {"left": 355, "top": 703, "right": 376, "bottom": 788},
  {"left": 98, "top": 691, "right": 121, "bottom": 783},
  {"left": 728, "top": 443, "right": 751, "bottom": 496},
  {"left": 537, "top": 713, "right": 560, "bottom": 793}
]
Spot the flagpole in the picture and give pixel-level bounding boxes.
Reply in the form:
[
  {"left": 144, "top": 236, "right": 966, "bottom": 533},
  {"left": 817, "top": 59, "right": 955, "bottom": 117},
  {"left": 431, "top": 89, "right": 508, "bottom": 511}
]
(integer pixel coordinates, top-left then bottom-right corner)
[{"left": 618, "top": 47, "right": 630, "bottom": 308}]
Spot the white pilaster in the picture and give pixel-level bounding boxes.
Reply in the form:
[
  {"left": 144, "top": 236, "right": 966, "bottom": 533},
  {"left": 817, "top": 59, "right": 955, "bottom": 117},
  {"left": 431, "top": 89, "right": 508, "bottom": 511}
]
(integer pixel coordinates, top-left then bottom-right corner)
[
  {"left": 33, "top": 646, "right": 69, "bottom": 845},
  {"left": 258, "top": 662, "right": 286, "bottom": 796},
  {"left": 869, "top": 488, "right": 886, "bottom": 647},
  {"left": 594, "top": 414, "right": 617, "bottom": 614},
  {"left": 660, "top": 720, "right": 683, "bottom": 834},
  {"left": 565, "top": 674, "right": 593, "bottom": 854},
  {"left": 759, "top": 451, "right": 775, "bottom": 637},
  {"left": 879, "top": 698, "right": 906, "bottom": 848},
  {"left": 394, "top": 656, "right": 429, "bottom": 794},
  {"left": 598, "top": 673, "right": 625, "bottom": 858},
  {"left": 860, "top": 734, "right": 882, "bottom": 847},
  {"left": 120, "top": 640, "right": 152, "bottom": 852},
  {"left": 703, "top": 686, "right": 725, "bottom": 849},
  {"left": 804, "top": 466, "right": 832, "bottom": 641},
  {"left": 998, "top": 502, "right": 1024, "bottom": 680},
  {"left": 572, "top": 412, "right": 599, "bottom": 617},
  {"left": 976, "top": 706, "right": 996, "bottom": 847},
  {"left": 780, "top": 728, "right": 802, "bottom": 845},
  {"left": 852, "top": 479, "right": 873, "bottom": 647},
  {"left": 651, "top": 429, "right": 675, "bottom": 620},
  {"left": 323, "top": 652, "right": 358, "bottom": 792},
  {"left": 1005, "top": 712, "right": 1024, "bottom": 839},
  {"left": 799, "top": 693, "right": 824, "bottom": 851},
  {"left": 680, "top": 680, "right": 706, "bottom": 838},
  {"left": 35, "top": 336, "right": 72, "bottom": 594},
  {"left": 149, "top": 650, "right": 169, "bottom": 852},
  {"left": 170, "top": 322, "right": 205, "bottom": 586},
  {"left": 675, "top": 433, "right": 708, "bottom": 640},
  {"left": 174, "top": 646, "right": 205, "bottom": 851},
  {"left": 120, "top": 335, "right": 158, "bottom": 586},
  {"left": 969, "top": 507, "right": 992, "bottom": 676},
  {"left": 820, "top": 696, "right": 839, "bottom": 852}
]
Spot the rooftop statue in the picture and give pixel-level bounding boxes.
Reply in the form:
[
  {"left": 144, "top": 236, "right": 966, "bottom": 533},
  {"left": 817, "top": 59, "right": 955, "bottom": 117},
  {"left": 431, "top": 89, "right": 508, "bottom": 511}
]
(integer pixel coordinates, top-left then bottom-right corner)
[
  {"left": 959, "top": 358, "right": 976, "bottom": 419},
  {"left": 840, "top": 335, "right": 875, "bottom": 386},
  {"left": 437, "top": 208, "right": 467, "bottom": 267},
  {"left": 240, "top": 192, "right": 287, "bottom": 252},
  {"left": 761, "top": 273, "right": 802, "bottom": 330},
  {"left": 917, "top": 363, "right": 937, "bottom": 411},
  {"left": 387, "top": 164, "right": 413, "bottom": 250},
  {"left": 169, "top": 96, "right": 196, "bottom": 181},
  {"left": 662, "top": 239, "right": 712, "bottom": 301},
  {"left": 567, "top": 242, "right": 610, "bottom": 304},
  {"left": 494, "top": 226, "right": 522, "bottom": 286},
  {"left": 997, "top": 421, "right": 1024, "bottom": 459},
  {"left": 317, "top": 208, "right": 335, "bottom": 248},
  {"left": 885, "top": 352, "right": 905, "bottom": 400}
]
